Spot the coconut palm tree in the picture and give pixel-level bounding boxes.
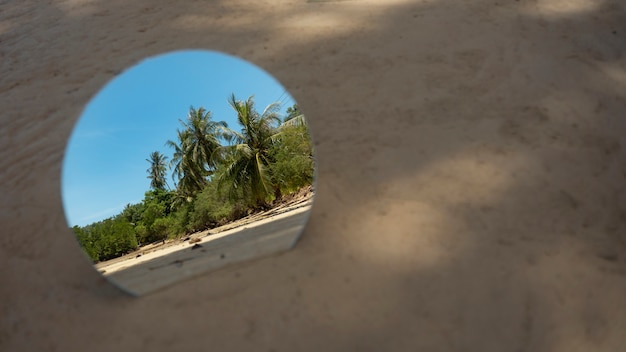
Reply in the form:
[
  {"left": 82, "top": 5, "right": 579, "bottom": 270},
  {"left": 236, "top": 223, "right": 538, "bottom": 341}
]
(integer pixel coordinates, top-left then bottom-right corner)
[
  {"left": 216, "top": 94, "right": 282, "bottom": 208},
  {"left": 146, "top": 151, "right": 169, "bottom": 190},
  {"left": 166, "top": 107, "right": 227, "bottom": 199},
  {"left": 182, "top": 107, "right": 227, "bottom": 174},
  {"left": 166, "top": 129, "right": 204, "bottom": 197}
]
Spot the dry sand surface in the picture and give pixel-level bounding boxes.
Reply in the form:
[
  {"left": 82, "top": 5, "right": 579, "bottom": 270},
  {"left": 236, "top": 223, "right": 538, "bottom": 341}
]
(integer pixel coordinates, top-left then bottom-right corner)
[
  {"left": 96, "top": 189, "right": 314, "bottom": 295},
  {"left": 2, "top": 1, "right": 625, "bottom": 351}
]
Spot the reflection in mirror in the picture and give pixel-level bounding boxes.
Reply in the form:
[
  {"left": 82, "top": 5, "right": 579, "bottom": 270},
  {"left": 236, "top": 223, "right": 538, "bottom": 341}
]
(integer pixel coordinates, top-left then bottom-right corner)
[{"left": 62, "top": 51, "right": 315, "bottom": 296}]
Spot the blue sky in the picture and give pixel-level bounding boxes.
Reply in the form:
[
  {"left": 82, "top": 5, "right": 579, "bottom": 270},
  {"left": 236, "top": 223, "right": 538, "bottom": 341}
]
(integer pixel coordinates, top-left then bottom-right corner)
[{"left": 62, "top": 50, "right": 297, "bottom": 227}]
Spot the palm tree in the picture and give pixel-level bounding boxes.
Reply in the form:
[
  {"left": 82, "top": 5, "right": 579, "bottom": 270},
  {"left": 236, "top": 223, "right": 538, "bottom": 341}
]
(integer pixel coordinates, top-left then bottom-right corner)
[
  {"left": 146, "top": 151, "right": 168, "bottom": 190},
  {"left": 216, "top": 94, "right": 281, "bottom": 208},
  {"left": 166, "top": 106, "right": 227, "bottom": 199},
  {"left": 166, "top": 129, "right": 204, "bottom": 197},
  {"left": 182, "top": 107, "right": 227, "bottom": 174}
]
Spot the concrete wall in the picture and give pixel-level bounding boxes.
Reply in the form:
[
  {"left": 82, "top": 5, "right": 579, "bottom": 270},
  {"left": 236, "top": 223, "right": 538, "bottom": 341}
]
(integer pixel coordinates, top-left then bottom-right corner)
[{"left": 1, "top": 0, "right": 625, "bottom": 351}]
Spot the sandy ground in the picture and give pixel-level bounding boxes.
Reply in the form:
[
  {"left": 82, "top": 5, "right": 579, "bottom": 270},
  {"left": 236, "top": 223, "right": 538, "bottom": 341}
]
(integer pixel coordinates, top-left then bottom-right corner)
[
  {"left": 3, "top": 1, "right": 626, "bottom": 351},
  {"left": 96, "top": 191, "right": 314, "bottom": 295}
]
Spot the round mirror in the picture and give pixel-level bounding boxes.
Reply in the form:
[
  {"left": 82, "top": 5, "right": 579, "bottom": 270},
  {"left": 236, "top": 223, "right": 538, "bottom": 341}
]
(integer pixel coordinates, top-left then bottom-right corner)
[{"left": 62, "top": 50, "right": 315, "bottom": 296}]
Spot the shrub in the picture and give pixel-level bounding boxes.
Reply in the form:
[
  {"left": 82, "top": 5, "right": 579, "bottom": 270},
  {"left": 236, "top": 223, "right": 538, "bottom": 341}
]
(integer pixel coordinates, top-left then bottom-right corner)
[
  {"left": 270, "top": 124, "right": 314, "bottom": 194},
  {"left": 72, "top": 218, "right": 138, "bottom": 263}
]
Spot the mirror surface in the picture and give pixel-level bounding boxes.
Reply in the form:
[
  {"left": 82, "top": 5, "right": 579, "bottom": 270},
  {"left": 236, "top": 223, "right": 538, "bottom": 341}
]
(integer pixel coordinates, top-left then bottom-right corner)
[{"left": 62, "top": 50, "right": 315, "bottom": 295}]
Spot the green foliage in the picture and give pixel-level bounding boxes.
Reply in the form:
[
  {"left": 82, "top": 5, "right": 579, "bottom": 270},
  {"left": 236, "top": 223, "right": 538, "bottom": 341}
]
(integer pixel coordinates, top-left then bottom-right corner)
[
  {"left": 143, "top": 188, "right": 176, "bottom": 212},
  {"left": 146, "top": 151, "right": 169, "bottom": 190},
  {"left": 284, "top": 104, "right": 301, "bottom": 122},
  {"left": 135, "top": 189, "right": 177, "bottom": 244},
  {"left": 188, "top": 182, "right": 235, "bottom": 231},
  {"left": 151, "top": 217, "right": 175, "bottom": 241},
  {"left": 216, "top": 94, "right": 282, "bottom": 208},
  {"left": 270, "top": 124, "right": 314, "bottom": 194},
  {"left": 134, "top": 223, "right": 148, "bottom": 245},
  {"left": 72, "top": 217, "right": 138, "bottom": 262},
  {"left": 166, "top": 106, "right": 227, "bottom": 199},
  {"left": 166, "top": 129, "right": 206, "bottom": 197},
  {"left": 170, "top": 203, "right": 194, "bottom": 234},
  {"left": 73, "top": 225, "right": 100, "bottom": 262},
  {"left": 100, "top": 218, "right": 138, "bottom": 260},
  {"left": 120, "top": 202, "right": 144, "bottom": 225}
]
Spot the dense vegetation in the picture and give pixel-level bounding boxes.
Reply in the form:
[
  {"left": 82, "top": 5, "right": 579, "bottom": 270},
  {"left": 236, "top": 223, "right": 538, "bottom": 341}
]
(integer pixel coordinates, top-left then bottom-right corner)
[{"left": 72, "top": 96, "right": 313, "bottom": 263}]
